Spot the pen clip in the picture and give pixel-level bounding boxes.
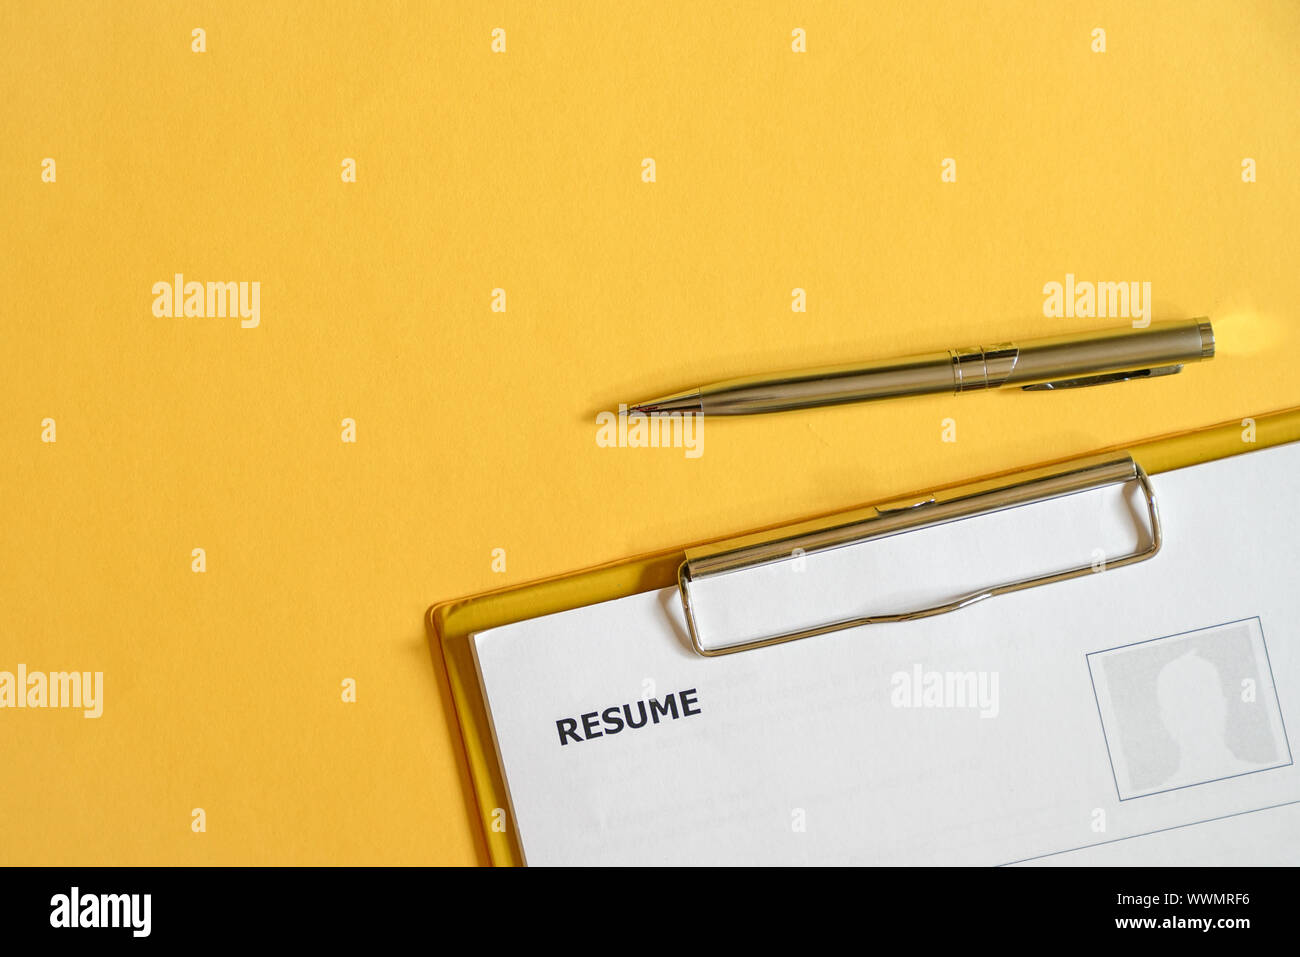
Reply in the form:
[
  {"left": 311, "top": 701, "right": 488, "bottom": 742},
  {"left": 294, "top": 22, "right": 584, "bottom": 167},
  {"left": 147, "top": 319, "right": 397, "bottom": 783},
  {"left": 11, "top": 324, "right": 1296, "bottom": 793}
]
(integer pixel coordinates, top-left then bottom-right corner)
[{"left": 1021, "top": 363, "right": 1184, "bottom": 391}]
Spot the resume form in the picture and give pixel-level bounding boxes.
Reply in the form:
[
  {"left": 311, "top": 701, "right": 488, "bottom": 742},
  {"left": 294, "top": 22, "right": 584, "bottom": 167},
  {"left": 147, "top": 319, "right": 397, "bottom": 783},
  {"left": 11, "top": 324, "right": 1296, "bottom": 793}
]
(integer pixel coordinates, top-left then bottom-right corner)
[{"left": 472, "top": 443, "right": 1300, "bottom": 865}]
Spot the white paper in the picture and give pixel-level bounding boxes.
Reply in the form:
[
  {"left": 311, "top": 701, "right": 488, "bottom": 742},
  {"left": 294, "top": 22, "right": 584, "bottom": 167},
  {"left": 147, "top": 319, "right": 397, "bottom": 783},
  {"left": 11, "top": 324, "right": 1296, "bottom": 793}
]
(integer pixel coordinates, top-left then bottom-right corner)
[{"left": 471, "top": 442, "right": 1300, "bottom": 865}]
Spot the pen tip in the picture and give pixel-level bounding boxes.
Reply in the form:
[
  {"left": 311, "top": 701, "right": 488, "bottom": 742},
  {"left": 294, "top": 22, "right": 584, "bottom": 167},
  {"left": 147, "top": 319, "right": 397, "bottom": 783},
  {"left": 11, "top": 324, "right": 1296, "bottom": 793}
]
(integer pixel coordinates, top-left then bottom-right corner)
[{"left": 623, "top": 390, "right": 704, "bottom": 416}]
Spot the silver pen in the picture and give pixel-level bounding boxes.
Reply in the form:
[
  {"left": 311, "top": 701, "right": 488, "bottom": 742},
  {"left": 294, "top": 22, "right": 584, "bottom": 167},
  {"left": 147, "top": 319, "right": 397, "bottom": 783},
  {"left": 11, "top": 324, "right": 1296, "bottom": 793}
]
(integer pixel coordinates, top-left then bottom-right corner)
[{"left": 628, "top": 318, "right": 1215, "bottom": 416}]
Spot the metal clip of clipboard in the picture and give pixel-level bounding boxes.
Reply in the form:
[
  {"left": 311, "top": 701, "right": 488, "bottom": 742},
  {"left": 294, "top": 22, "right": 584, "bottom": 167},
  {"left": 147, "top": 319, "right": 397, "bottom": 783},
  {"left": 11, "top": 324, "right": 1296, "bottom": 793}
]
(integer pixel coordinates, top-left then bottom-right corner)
[{"left": 677, "top": 453, "right": 1161, "bottom": 657}]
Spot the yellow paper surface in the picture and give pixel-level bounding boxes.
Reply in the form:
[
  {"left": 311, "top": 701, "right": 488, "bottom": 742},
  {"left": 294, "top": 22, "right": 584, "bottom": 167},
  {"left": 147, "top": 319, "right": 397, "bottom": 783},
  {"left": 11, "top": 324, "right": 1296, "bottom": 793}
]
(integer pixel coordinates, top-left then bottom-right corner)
[{"left": 2, "top": 1, "right": 1298, "bottom": 864}]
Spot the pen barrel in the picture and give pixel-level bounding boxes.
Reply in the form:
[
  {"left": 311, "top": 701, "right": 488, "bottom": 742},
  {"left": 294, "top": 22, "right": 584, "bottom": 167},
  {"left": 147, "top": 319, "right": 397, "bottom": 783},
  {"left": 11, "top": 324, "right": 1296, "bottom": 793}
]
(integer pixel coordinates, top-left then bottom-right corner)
[
  {"left": 1002, "top": 319, "right": 1215, "bottom": 387},
  {"left": 700, "top": 351, "right": 956, "bottom": 414}
]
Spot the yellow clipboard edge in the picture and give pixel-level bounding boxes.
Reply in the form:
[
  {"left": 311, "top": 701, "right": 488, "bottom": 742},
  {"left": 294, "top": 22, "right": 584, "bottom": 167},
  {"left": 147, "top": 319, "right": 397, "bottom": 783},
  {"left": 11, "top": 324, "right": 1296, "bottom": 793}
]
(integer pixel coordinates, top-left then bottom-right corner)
[{"left": 427, "top": 406, "right": 1300, "bottom": 866}]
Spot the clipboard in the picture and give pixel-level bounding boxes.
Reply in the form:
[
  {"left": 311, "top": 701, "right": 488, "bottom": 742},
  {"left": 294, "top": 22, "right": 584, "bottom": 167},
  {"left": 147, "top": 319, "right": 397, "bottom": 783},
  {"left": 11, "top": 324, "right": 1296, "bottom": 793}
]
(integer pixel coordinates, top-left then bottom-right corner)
[{"left": 427, "top": 406, "right": 1300, "bottom": 866}]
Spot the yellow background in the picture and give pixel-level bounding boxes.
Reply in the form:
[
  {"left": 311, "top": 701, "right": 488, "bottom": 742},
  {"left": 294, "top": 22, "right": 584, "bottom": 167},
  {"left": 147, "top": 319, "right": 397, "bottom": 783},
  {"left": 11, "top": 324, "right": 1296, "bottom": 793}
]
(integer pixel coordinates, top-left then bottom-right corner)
[{"left": 2, "top": 1, "right": 1297, "bottom": 865}]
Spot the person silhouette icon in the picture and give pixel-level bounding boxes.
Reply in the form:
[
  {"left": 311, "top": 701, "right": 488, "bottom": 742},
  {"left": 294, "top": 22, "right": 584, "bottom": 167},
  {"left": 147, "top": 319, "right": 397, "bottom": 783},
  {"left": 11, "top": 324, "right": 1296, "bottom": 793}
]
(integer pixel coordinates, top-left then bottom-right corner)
[{"left": 1155, "top": 648, "right": 1256, "bottom": 787}]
